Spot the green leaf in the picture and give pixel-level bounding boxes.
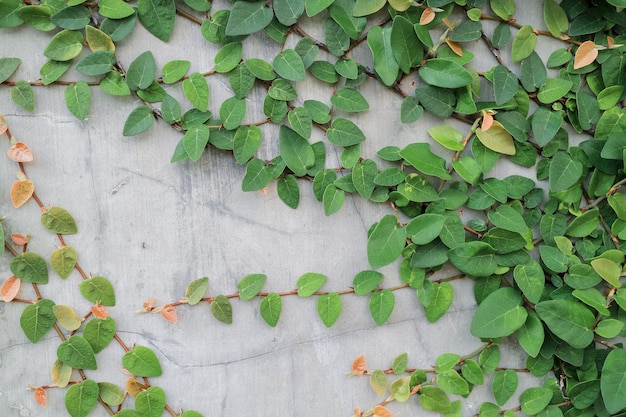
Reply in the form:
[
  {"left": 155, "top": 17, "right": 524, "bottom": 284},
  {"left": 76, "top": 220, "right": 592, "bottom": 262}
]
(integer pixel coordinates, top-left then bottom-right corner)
[
  {"left": 123, "top": 345, "right": 162, "bottom": 377},
  {"left": 543, "top": 0, "right": 568, "bottom": 37},
  {"left": 449, "top": 241, "right": 498, "bottom": 277},
  {"left": 451, "top": 156, "right": 482, "bottom": 185},
  {"left": 279, "top": 125, "right": 314, "bottom": 176},
  {"left": 407, "top": 214, "right": 444, "bottom": 245},
  {"left": 601, "top": 348, "right": 626, "bottom": 414},
  {"left": 591, "top": 258, "right": 622, "bottom": 288},
  {"left": 596, "top": 318, "right": 625, "bottom": 339},
  {"left": 368, "top": 215, "right": 406, "bottom": 269},
  {"left": 215, "top": 42, "right": 242, "bottom": 73},
  {"left": 65, "top": 380, "right": 99, "bottom": 417},
  {"left": 260, "top": 292, "right": 282, "bottom": 326},
  {"left": 518, "top": 311, "right": 544, "bottom": 357},
  {"left": 231, "top": 125, "right": 261, "bottom": 164},
  {"left": 520, "top": 387, "right": 552, "bottom": 415},
  {"left": 76, "top": 51, "right": 116, "bottom": 76},
  {"left": 352, "top": 159, "right": 377, "bottom": 200},
  {"left": 273, "top": 49, "right": 305, "bottom": 82},
  {"left": 182, "top": 72, "right": 209, "bottom": 112},
  {"left": 241, "top": 158, "right": 272, "bottom": 192},
  {"left": 16, "top": 5, "right": 53, "bottom": 31},
  {"left": 326, "top": 118, "right": 366, "bottom": 147},
  {"left": 237, "top": 274, "right": 266, "bottom": 301},
  {"left": 65, "top": 81, "right": 91, "bottom": 120},
  {"left": 135, "top": 386, "right": 166, "bottom": 417},
  {"left": 419, "top": 386, "right": 452, "bottom": 414},
  {"left": 428, "top": 125, "right": 464, "bottom": 151},
  {"left": 162, "top": 60, "right": 190, "bottom": 84},
  {"left": 211, "top": 295, "right": 233, "bottom": 324},
  {"left": 492, "top": 65, "right": 519, "bottom": 105},
  {"left": 535, "top": 299, "right": 594, "bottom": 348},
  {"left": 369, "top": 289, "right": 394, "bottom": 325},
  {"left": 100, "top": 71, "right": 131, "bottom": 96},
  {"left": 11, "top": 252, "right": 48, "bottom": 284},
  {"left": 537, "top": 78, "right": 572, "bottom": 104},
  {"left": 488, "top": 205, "right": 528, "bottom": 234},
  {"left": 367, "top": 26, "right": 399, "bottom": 86},
  {"left": 98, "top": 382, "right": 124, "bottom": 406},
  {"left": 229, "top": 62, "right": 256, "bottom": 99},
  {"left": 353, "top": 0, "right": 385, "bottom": 16},
  {"left": 286, "top": 107, "right": 312, "bottom": 140},
  {"left": 475, "top": 121, "right": 516, "bottom": 155},
  {"left": 20, "top": 299, "right": 56, "bottom": 343},
  {"left": 470, "top": 287, "right": 528, "bottom": 338},
  {"left": 277, "top": 175, "right": 300, "bottom": 209},
  {"left": 577, "top": 89, "right": 600, "bottom": 131},
  {"left": 549, "top": 151, "right": 583, "bottom": 193},
  {"left": 331, "top": 88, "right": 369, "bottom": 112},
  {"left": 297, "top": 272, "right": 327, "bottom": 297},
  {"left": 391, "top": 15, "right": 423, "bottom": 73},
  {"left": 321, "top": 184, "right": 344, "bottom": 215},
  {"left": 597, "top": 86, "right": 624, "bottom": 111},
  {"left": 226, "top": 1, "right": 273, "bottom": 36},
  {"left": 137, "top": 0, "right": 175, "bottom": 41},
  {"left": 181, "top": 125, "right": 209, "bottom": 162},
  {"left": 566, "top": 209, "right": 599, "bottom": 237},
  {"left": 353, "top": 270, "right": 383, "bottom": 296},
  {"left": 98, "top": 0, "right": 135, "bottom": 18},
  {"left": 400, "top": 143, "right": 451, "bottom": 180},
  {"left": 79, "top": 276, "right": 116, "bottom": 306},
  {"left": 41, "top": 206, "right": 78, "bottom": 234},
  {"left": 492, "top": 369, "right": 518, "bottom": 406},
  {"left": 50, "top": 6, "right": 90, "bottom": 30},
  {"left": 400, "top": 96, "right": 423, "bottom": 123},
  {"left": 513, "top": 261, "right": 544, "bottom": 304},
  {"left": 220, "top": 97, "right": 246, "bottom": 130},
  {"left": 273, "top": 0, "right": 304, "bottom": 25},
  {"left": 44, "top": 30, "right": 84, "bottom": 61},
  {"left": 126, "top": 50, "right": 156, "bottom": 91},
  {"left": 50, "top": 246, "right": 78, "bottom": 279},
  {"left": 57, "top": 335, "right": 97, "bottom": 370},
  {"left": 490, "top": 0, "right": 515, "bottom": 19},
  {"left": 511, "top": 25, "right": 537, "bottom": 62},
  {"left": 0, "top": 57, "right": 20, "bottom": 83},
  {"left": 185, "top": 277, "right": 209, "bottom": 305},
  {"left": 317, "top": 292, "right": 341, "bottom": 327},
  {"left": 83, "top": 317, "right": 116, "bottom": 353},
  {"left": 423, "top": 282, "right": 453, "bottom": 323},
  {"left": 438, "top": 369, "right": 469, "bottom": 396},
  {"left": 160, "top": 95, "right": 181, "bottom": 125},
  {"left": 11, "top": 80, "right": 35, "bottom": 112},
  {"left": 461, "top": 359, "right": 484, "bottom": 386},
  {"left": 449, "top": 19, "right": 482, "bottom": 42},
  {"left": 419, "top": 59, "right": 473, "bottom": 89}
]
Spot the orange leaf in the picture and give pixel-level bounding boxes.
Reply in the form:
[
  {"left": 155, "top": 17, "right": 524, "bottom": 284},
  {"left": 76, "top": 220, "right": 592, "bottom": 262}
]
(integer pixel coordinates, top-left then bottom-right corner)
[
  {"left": 482, "top": 110, "right": 494, "bottom": 131},
  {"left": 10, "top": 179, "right": 34, "bottom": 208},
  {"left": 91, "top": 304, "right": 109, "bottom": 319},
  {"left": 445, "top": 38, "right": 463, "bottom": 56},
  {"left": 11, "top": 233, "right": 29, "bottom": 245},
  {"left": 352, "top": 354, "right": 366, "bottom": 375},
  {"left": 1, "top": 275, "right": 21, "bottom": 302},
  {"left": 573, "top": 40, "right": 598, "bottom": 69},
  {"left": 0, "top": 115, "right": 7, "bottom": 135},
  {"left": 161, "top": 304, "right": 178, "bottom": 322},
  {"left": 373, "top": 405, "right": 393, "bottom": 417},
  {"left": 7, "top": 142, "right": 33, "bottom": 162},
  {"left": 420, "top": 8, "right": 436, "bottom": 25},
  {"left": 354, "top": 408, "right": 362, "bottom": 417},
  {"left": 34, "top": 387, "right": 47, "bottom": 408},
  {"left": 125, "top": 377, "right": 148, "bottom": 398},
  {"left": 143, "top": 297, "right": 156, "bottom": 311},
  {"left": 608, "top": 36, "right": 615, "bottom": 48}
]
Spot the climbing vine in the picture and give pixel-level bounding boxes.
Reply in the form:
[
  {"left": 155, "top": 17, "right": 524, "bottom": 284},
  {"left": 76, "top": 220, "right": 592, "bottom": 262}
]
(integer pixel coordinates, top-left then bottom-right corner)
[{"left": 2, "top": 0, "right": 626, "bottom": 416}]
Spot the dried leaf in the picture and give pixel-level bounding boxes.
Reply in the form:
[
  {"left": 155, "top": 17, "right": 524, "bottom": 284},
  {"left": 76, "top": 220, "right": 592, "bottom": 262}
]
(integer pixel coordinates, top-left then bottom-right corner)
[
  {"left": 11, "top": 233, "right": 29, "bottom": 245},
  {"left": 420, "top": 8, "right": 436, "bottom": 25},
  {"left": 161, "top": 304, "right": 177, "bottom": 322},
  {"left": 445, "top": 38, "right": 463, "bottom": 56},
  {"left": 143, "top": 297, "right": 156, "bottom": 311},
  {"left": 0, "top": 115, "right": 7, "bottom": 135},
  {"left": 91, "top": 304, "right": 109, "bottom": 319},
  {"left": 33, "top": 387, "right": 46, "bottom": 408},
  {"left": 0, "top": 275, "right": 20, "bottom": 302},
  {"left": 573, "top": 41, "right": 598, "bottom": 69},
  {"left": 10, "top": 179, "right": 34, "bottom": 208},
  {"left": 482, "top": 110, "right": 494, "bottom": 131},
  {"left": 7, "top": 142, "right": 33, "bottom": 162},
  {"left": 374, "top": 405, "right": 393, "bottom": 417},
  {"left": 352, "top": 354, "right": 367, "bottom": 375},
  {"left": 125, "top": 377, "right": 148, "bottom": 398}
]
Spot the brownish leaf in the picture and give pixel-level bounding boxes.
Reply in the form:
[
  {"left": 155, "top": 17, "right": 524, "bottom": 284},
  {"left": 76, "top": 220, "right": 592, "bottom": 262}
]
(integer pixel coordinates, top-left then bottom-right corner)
[
  {"left": 34, "top": 387, "right": 46, "bottom": 408},
  {"left": 420, "top": 8, "right": 436, "bottom": 25},
  {"left": 0, "top": 115, "right": 7, "bottom": 135},
  {"left": 1, "top": 276, "right": 21, "bottom": 302},
  {"left": 10, "top": 179, "right": 34, "bottom": 208},
  {"left": 352, "top": 354, "right": 366, "bottom": 375},
  {"left": 161, "top": 304, "right": 178, "bottom": 322},
  {"left": 143, "top": 297, "right": 156, "bottom": 311},
  {"left": 482, "top": 110, "right": 494, "bottom": 131},
  {"left": 10, "top": 233, "right": 29, "bottom": 245},
  {"left": 573, "top": 40, "right": 598, "bottom": 69},
  {"left": 91, "top": 304, "right": 109, "bottom": 319},
  {"left": 125, "top": 377, "right": 148, "bottom": 398},
  {"left": 373, "top": 405, "right": 393, "bottom": 417},
  {"left": 445, "top": 38, "right": 463, "bottom": 56},
  {"left": 7, "top": 142, "right": 33, "bottom": 162}
]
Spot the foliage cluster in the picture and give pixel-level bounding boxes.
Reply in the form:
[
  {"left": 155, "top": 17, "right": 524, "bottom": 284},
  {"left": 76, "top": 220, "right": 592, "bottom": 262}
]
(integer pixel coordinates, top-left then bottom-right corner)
[{"left": 2, "top": 0, "right": 626, "bottom": 416}]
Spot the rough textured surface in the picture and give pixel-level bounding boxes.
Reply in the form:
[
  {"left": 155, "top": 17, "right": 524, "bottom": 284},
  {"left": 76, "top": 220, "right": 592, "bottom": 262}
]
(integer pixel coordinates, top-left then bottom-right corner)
[{"left": 0, "top": 4, "right": 549, "bottom": 417}]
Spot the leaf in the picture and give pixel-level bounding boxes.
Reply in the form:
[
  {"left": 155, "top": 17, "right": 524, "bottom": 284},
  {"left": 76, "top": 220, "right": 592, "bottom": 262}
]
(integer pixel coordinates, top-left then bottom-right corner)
[
  {"left": 100, "top": 71, "right": 131, "bottom": 96},
  {"left": 54, "top": 305, "right": 82, "bottom": 332},
  {"left": 225, "top": 1, "right": 273, "bottom": 36},
  {"left": 449, "top": 241, "right": 498, "bottom": 277},
  {"left": 352, "top": 159, "right": 377, "bottom": 200},
  {"left": 549, "top": 151, "right": 583, "bottom": 193},
  {"left": 438, "top": 369, "right": 469, "bottom": 396},
  {"left": 367, "top": 215, "right": 406, "bottom": 269},
  {"left": 137, "top": 0, "right": 175, "bottom": 41},
  {"left": 83, "top": 317, "right": 116, "bottom": 353},
  {"left": 487, "top": 204, "right": 527, "bottom": 234},
  {"left": 317, "top": 292, "right": 341, "bottom": 327},
  {"left": 33, "top": 386, "right": 46, "bottom": 408},
  {"left": 123, "top": 345, "right": 162, "bottom": 377},
  {"left": 369, "top": 289, "right": 394, "bottom": 325},
  {"left": 279, "top": 125, "right": 314, "bottom": 176},
  {"left": 353, "top": 270, "right": 383, "bottom": 296},
  {"left": 470, "top": 287, "right": 528, "bottom": 338},
  {"left": 241, "top": 158, "right": 272, "bottom": 192},
  {"left": 50, "top": 246, "right": 78, "bottom": 279},
  {"left": 535, "top": 300, "right": 595, "bottom": 348},
  {"left": 185, "top": 277, "right": 209, "bottom": 305},
  {"left": 11, "top": 252, "right": 48, "bottom": 284},
  {"left": 182, "top": 72, "right": 209, "bottom": 112},
  {"left": 220, "top": 97, "right": 247, "bottom": 130},
  {"left": 573, "top": 40, "right": 598, "bottom": 70},
  {"left": 537, "top": 78, "right": 573, "bottom": 104},
  {"left": 79, "top": 276, "right": 116, "bottom": 306},
  {"left": 20, "top": 299, "right": 55, "bottom": 343},
  {"left": 0, "top": 57, "right": 21, "bottom": 83},
  {"left": 236, "top": 274, "right": 266, "bottom": 301},
  {"left": 511, "top": 25, "right": 537, "bottom": 62},
  {"left": 532, "top": 107, "right": 562, "bottom": 147},
  {"left": 373, "top": 405, "right": 394, "bottom": 417},
  {"left": 215, "top": 41, "right": 242, "bottom": 73},
  {"left": 41, "top": 206, "right": 78, "bottom": 234},
  {"left": 543, "top": 0, "right": 568, "bottom": 37},
  {"left": 65, "top": 380, "right": 99, "bottom": 417},
  {"left": 296, "top": 272, "right": 326, "bottom": 297},
  {"left": 76, "top": 51, "right": 116, "bottom": 76},
  {"left": 419, "top": 386, "right": 452, "bottom": 413},
  {"left": 520, "top": 387, "right": 552, "bottom": 415},
  {"left": 461, "top": 360, "right": 484, "bottom": 386},
  {"left": 591, "top": 258, "right": 622, "bottom": 288},
  {"left": 211, "top": 295, "right": 233, "bottom": 324},
  {"left": 331, "top": 88, "right": 369, "bottom": 112},
  {"left": 44, "top": 30, "right": 84, "bottom": 61},
  {"left": 135, "top": 386, "right": 166, "bottom": 417},
  {"left": 123, "top": 105, "right": 154, "bottom": 136},
  {"left": 492, "top": 369, "right": 518, "bottom": 406},
  {"left": 419, "top": 59, "right": 473, "bottom": 89},
  {"left": 428, "top": 125, "right": 464, "bottom": 151},
  {"left": 423, "top": 282, "right": 453, "bottom": 323},
  {"left": 277, "top": 175, "right": 300, "bottom": 209},
  {"left": 1, "top": 275, "right": 20, "bottom": 302},
  {"left": 98, "top": 382, "right": 124, "bottom": 406},
  {"left": 353, "top": 0, "right": 385, "bottom": 16},
  {"left": 50, "top": 6, "right": 91, "bottom": 30},
  {"left": 273, "top": 0, "right": 304, "bottom": 26},
  {"left": 370, "top": 369, "right": 387, "bottom": 396},
  {"left": 305, "top": 0, "right": 333, "bottom": 16},
  {"left": 182, "top": 125, "right": 210, "bottom": 162},
  {"left": 513, "top": 261, "right": 544, "bottom": 304},
  {"left": 57, "top": 335, "right": 97, "bottom": 370},
  {"left": 256, "top": 291, "right": 281, "bottom": 327},
  {"left": 98, "top": 0, "right": 135, "bottom": 19},
  {"left": 400, "top": 143, "right": 451, "bottom": 180},
  {"left": 601, "top": 348, "right": 626, "bottom": 414},
  {"left": 475, "top": 121, "right": 515, "bottom": 155},
  {"left": 400, "top": 96, "right": 423, "bottom": 124},
  {"left": 125, "top": 51, "right": 156, "bottom": 91},
  {"left": 162, "top": 60, "right": 190, "bottom": 84},
  {"left": 233, "top": 125, "right": 262, "bottom": 165},
  {"left": 11, "top": 80, "right": 35, "bottom": 112},
  {"left": 492, "top": 65, "right": 519, "bottom": 105},
  {"left": 367, "top": 26, "right": 399, "bottom": 86}
]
